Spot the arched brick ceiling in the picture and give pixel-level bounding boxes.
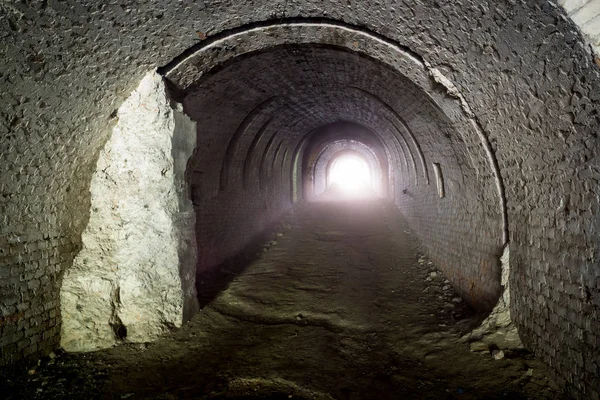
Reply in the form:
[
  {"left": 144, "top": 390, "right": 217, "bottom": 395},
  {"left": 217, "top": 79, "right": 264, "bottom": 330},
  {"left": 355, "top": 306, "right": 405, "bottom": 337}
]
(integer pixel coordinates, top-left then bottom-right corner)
[
  {"left": 180, "top": 46, "right": 502, "bottom": 232},
  {"left": 176, "top": 42, "right": 507, "bottom": 315},
  {"left": 1, "top": 2, "right": 599, "bottom": 396}
]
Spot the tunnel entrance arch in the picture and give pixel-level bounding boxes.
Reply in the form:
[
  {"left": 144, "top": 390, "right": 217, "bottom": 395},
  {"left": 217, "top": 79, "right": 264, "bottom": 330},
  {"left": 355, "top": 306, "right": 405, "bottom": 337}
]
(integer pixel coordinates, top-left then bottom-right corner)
[
  {"left": 164, "top": 22, "right": 509, "bottom": 314},
  {"left": 60, "top": 18, "right": 511, "bottom": 355},
  {"left": 0, "top": 1, "right": 595, "bottom": 394},
  {"left": 161, "top": 20, "right": 507, "bottom": 245}
]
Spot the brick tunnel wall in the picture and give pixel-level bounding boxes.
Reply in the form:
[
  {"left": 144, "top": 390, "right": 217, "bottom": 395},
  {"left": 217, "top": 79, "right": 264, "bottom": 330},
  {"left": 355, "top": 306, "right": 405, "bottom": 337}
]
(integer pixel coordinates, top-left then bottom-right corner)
[
  {"left": 180, "top": 75, "right": 298, "bottom": 276},
  {"left": 390, "top": 106, "right": 506, "bottom": 312},
  {"left": 303, "top": 124, "right": 390, "bottom": 199},
  {"left": 1, "top": 2, "right": 599, "bottom": 398},
  {"left": 191, "top": 179, "right": 294, "bottom": 279},
  {"left": 292, "top": 81, "right": 505, "bottom": 312}
]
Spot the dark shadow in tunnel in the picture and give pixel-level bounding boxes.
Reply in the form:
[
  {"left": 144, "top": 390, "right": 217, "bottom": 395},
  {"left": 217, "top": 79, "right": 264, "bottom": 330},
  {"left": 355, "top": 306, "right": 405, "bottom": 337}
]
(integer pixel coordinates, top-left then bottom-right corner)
[{"left": 195, "top": 219, "right": 288, "bottom": 308}]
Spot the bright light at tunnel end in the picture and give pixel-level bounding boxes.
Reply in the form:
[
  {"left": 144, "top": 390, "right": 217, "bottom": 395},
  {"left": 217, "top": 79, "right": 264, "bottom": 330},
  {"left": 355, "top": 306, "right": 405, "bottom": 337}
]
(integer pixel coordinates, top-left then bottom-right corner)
[{"left": 329, "top": 155, "right": 372, "bottom": 197}]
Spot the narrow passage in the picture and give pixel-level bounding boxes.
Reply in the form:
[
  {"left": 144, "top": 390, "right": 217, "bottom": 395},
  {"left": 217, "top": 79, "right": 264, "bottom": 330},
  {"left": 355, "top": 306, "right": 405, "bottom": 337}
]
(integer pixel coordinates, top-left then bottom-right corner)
[{"left": 4, "top": 200, "right": 558, "bottom": 399}]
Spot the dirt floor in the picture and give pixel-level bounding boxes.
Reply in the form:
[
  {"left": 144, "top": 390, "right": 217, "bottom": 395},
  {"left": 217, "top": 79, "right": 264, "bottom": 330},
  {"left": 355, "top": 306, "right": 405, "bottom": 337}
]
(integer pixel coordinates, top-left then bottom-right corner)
[{"left": 1, "top": 198, "right": 563, "bottom": 399}]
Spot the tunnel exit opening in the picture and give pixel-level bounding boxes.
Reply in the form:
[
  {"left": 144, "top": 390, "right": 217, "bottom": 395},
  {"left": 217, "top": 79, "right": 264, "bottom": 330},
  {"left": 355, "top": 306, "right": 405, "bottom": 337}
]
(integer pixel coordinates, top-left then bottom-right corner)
[{"left": 327, "top": 154, "right": 373, "bottom": 198}]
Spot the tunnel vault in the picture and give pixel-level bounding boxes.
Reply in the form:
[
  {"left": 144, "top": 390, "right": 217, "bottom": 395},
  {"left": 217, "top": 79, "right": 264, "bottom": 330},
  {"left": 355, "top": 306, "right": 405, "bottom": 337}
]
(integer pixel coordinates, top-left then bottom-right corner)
[
  {"left": 162, "top": 21, "right": 508, "bottom": 242},
  {"left": 163, "top": 21, "right": 508, "bottom": 310},
  {"left": 2, "top": 3, "right": 599, "bottom": 397},
  {"left": 59, "top": 20, "right": 510, "bottom": 352}
]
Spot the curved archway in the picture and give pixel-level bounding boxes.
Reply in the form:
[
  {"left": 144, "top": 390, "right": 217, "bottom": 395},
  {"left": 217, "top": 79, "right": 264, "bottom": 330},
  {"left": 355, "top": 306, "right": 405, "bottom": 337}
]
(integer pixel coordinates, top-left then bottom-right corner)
[
  {"left": 314, "top": 144, "right": 385, "bottom": 199},
  {"left": 1, "top": 4, "right": 596, "bottom": 394},
  {"left": 164, "top": 21, "right": 507, "bottom": 245},
  {"left": 59, "top": 25, "right": 509, "bottom": 354},
  {"left": 300, "top": 121, "right": 390, "bottom": 202},
  {"left": 327, "top": 151, "right": 376, "bottom": 197}
]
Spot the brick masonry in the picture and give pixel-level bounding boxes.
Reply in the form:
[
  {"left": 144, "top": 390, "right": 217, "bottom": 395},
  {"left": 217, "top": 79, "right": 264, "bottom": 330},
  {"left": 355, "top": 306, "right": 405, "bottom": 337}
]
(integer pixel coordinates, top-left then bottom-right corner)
[{"left": 1, "top": 2, "right": 598, "bottom": 398}]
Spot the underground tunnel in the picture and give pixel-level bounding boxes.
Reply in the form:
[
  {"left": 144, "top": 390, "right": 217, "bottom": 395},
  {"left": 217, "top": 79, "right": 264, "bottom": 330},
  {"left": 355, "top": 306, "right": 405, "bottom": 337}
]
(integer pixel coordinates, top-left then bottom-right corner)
[{"left": 1, "top": 1, "right": 599, "bottom": 399}]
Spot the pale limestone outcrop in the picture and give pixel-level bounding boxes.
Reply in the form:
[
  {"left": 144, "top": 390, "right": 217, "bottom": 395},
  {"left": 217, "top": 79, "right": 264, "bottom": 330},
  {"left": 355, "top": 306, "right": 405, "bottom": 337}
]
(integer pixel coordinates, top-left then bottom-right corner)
[
  {"left": 60, "top": 72, "right": 198, "bottom": 352},
  {"left": 465, "top": 246, "right": 524, "bottom": 351}
]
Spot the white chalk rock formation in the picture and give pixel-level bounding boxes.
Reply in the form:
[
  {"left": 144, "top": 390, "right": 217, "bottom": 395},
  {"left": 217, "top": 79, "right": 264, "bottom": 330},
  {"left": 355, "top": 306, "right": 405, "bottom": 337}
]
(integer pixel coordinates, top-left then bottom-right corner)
[
  {"left": 465, "top": 245, "right": 523, "bottom": 351},
  {"left": 60, "top": 72, "right": 198, "bottom": 352}
]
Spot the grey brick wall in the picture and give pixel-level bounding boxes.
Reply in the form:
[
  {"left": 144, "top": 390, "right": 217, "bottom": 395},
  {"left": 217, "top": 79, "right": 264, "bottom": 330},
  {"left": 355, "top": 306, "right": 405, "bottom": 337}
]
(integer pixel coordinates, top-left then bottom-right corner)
[
  {"left": 0, "top": 234, "right": 77, "bottom": 365},
  {"left": 1, "top": 2, "right": 598, "bottom": 397}
]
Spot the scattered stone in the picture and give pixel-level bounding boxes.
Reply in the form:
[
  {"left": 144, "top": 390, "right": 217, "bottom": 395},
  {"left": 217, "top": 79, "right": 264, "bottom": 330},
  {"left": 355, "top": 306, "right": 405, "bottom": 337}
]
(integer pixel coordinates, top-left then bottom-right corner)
[
  {"left": 492, "top": 349, "right": 505, "bottom": 360},
  {"left": 451, "top": 297, "right": 463, "bottom": 304},
  {"left": 48, "top": 352, "right": 56, "bottom": 359},
  {"left": 429, "top": 271, "right": 437, "bottom": 278}
]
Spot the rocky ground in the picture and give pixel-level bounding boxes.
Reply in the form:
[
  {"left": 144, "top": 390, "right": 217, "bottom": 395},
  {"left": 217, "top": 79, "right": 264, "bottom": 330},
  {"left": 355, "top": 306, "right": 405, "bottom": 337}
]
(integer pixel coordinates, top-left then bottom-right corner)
[{"left": 1, "top": 198, "right": 562, "bottom": 399}]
